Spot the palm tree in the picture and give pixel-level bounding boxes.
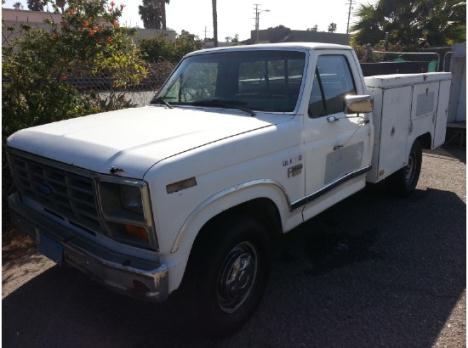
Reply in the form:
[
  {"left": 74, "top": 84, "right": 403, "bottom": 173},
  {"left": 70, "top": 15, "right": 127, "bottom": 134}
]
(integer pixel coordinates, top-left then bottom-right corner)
[
  {"left": 212, "top": 0, "right": 218, "bottom": 47},
  {"left": 160, "top": 0, "right": 170, "bottom": 30},
  {"left": 13, "top": 1, "right": 23, "bottom": 10},
  {"left": 352, "top": 0, "right": 466, "bottom": 47},
  {"left": 139, "top": 0, "right": 170, "bottom": 30},
  {"left": 55, "top": 0, "right": 66, "bottom": 13},
  {"left": 351, "top": 3, "right": 385, "bottom": 45},
  {"left": 27, "top": 0, "right": 44, "bottom": 11}
]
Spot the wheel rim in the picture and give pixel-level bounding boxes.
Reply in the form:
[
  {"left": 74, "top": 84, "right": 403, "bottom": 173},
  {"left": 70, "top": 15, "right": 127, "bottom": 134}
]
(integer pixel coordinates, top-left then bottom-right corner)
[
  {"left": 404, "top": 151, "right": 416, "bottom": 185},
  {"left": 216, "top": 241, "right": 258, "bottom": 313}
]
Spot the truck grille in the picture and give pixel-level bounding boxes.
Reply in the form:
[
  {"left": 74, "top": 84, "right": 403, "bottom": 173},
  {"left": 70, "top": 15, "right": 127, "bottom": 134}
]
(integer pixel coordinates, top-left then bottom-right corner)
[{"left": 9, "top": 152, "right": 105, "bottom": 234}]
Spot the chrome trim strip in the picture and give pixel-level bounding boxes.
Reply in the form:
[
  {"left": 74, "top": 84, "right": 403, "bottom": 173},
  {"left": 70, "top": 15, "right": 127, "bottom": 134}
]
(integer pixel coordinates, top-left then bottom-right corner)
[
  {"left": 170, "top": 179, "right": 291, "bottom": 253},
  {"left": 171, "top": 167, "right": 371, "bottom": 253},
  {"left": 290, "top": 165, "right": 372, "bottom": 209}
]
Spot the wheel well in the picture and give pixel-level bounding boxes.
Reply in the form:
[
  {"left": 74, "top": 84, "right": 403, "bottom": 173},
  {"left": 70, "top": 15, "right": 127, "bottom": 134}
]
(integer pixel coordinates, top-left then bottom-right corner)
[
  {"left": 416, "top": 132, "right": 432, "bottom": 149},
  {"left": 193, "top": 198, "right": 283, "bottom": 248}
]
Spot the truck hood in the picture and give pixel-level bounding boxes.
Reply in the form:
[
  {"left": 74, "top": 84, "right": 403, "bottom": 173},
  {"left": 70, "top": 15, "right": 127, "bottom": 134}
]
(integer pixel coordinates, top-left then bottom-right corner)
[{"left": 8, "top": 106, "right": 282, "bottom": 178}]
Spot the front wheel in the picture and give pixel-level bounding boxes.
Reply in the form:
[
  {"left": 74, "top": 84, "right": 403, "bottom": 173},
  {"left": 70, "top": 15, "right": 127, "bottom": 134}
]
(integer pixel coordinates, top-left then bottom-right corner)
[
  {"left": 387, "top": 140, "right": 422, "bottom": 196},
  {"left": 180, "top": 216, "right": 271, "bottom": 337}
]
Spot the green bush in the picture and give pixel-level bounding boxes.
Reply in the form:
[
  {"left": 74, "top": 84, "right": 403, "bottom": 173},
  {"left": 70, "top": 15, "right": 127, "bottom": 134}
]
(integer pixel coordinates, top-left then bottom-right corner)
[
  {"left": 2, "top": 0, "right": 148, "bottom": 232},
  {"left": 139, "top": 33, "right": 202, "bottom": 64},
  {"left": 3, "top": 0, "right": 148, "bottom": 134}
]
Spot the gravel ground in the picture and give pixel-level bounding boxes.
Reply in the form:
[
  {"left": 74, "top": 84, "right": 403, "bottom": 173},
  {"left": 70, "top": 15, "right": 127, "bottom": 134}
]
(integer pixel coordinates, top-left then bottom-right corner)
[{"left": 3, "top": 147, "right": 466, "bottom": 348}]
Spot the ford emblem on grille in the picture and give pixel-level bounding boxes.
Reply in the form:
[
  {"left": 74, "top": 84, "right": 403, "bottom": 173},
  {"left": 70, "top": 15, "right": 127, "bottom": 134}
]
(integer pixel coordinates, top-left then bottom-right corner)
[{"left": 37, "top": 182, "right": 53, "bottom": 196}]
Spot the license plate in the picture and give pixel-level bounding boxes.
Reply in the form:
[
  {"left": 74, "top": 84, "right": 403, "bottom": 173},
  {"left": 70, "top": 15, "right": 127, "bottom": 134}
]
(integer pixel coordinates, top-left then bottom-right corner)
[{"left": 37, "top": 232, "right": 63, "bottom": 265}]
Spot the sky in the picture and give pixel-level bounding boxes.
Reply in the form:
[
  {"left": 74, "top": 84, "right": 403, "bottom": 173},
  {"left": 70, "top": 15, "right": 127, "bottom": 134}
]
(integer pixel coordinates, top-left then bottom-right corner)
[{"left": 3, "top": 0, "right": 376, "bottom": 41}]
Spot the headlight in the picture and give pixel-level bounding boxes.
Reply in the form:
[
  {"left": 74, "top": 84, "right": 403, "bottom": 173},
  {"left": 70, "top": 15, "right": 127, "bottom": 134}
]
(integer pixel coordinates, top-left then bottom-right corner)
[
  {"left": 120, "top": 185, "right": 143, "bottom": 215},
  {"left": 100, "top": 181, "right": 146, "bottom": 221},
  {"left": 98, "top": 179, "right": 157, "bottom": 250}
]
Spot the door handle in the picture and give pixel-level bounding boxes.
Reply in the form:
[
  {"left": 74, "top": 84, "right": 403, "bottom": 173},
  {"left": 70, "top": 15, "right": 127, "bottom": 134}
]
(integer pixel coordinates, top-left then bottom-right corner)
[{"left": 327, "top": 115, "right": 339, "bottom": 123}]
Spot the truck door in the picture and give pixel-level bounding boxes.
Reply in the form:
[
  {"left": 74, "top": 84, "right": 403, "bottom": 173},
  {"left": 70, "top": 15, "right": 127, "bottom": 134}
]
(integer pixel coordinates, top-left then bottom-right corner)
[{"left": 300, "top": 52, "right": 372, "bottom": 217}]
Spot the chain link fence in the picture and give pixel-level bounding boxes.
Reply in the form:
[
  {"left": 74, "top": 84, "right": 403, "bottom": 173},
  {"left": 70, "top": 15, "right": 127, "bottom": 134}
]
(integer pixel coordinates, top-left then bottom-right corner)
[{"left": 63, "top": 60, "right": 175, "bottom": 107}]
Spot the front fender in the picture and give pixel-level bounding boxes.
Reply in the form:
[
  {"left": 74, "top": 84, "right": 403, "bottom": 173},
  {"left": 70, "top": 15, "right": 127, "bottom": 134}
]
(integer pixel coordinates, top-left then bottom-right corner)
[{"left": 165, "top": 180, "right": 301, "bottom": 292}]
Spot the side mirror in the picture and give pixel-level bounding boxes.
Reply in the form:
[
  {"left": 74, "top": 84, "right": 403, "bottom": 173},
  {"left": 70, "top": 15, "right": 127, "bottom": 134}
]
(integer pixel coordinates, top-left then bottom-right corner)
[{"left": 345, "top": 94, "right": 374, "bottom": 114}]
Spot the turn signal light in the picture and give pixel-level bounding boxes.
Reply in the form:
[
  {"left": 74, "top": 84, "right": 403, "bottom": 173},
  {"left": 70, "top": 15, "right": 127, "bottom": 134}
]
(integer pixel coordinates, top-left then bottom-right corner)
[{"left": 124, "top": 224, "right": 148, "bottom": 242}]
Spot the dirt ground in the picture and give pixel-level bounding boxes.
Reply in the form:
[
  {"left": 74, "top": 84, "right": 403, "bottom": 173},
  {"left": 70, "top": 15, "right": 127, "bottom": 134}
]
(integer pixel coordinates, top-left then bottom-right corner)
[{"left": 2, "top": 147, "right": 466, "bottom": 347}]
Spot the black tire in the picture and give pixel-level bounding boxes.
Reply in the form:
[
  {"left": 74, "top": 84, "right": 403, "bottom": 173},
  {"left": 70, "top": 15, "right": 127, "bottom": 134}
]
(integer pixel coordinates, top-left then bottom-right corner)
[
  {"left": 180, "top": 215, "right": 271, "bottom": 337},
  {"left": 387, "top": 140, "right": 422, "bottom": 196}
]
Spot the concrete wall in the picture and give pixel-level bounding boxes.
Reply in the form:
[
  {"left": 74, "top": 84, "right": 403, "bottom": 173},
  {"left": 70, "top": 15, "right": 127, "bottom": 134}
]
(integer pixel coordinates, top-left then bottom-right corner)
[
  {"left": 2, "top": 8, "right": 62, "bottom": 23},
  {"left": 2, "top": 8, "right": 62, "bottom": 46},
  {"left": 132, "top": 28, "right": 177, "bottom": 42}
]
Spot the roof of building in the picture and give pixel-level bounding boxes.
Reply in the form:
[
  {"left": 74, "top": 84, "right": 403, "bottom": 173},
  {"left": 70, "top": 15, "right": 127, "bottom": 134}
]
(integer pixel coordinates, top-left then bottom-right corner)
[{"left": 2, "top": 8, "right": 62, "bottom": 23}]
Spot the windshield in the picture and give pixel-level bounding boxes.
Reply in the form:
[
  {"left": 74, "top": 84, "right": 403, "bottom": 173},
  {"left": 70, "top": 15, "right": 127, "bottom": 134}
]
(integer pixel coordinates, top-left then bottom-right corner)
[{"left": 156, "top": 50, "right": 306, "bottom": 113}]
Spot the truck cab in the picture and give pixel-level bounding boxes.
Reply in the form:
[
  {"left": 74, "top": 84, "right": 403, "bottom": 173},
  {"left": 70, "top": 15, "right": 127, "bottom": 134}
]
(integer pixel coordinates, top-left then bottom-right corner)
[{"left": 7, "top": 43, "right": 451, "bottom": 335}]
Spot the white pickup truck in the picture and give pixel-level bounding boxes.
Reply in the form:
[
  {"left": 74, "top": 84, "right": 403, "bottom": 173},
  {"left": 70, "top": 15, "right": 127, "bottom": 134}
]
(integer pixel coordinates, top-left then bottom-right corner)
[{"left": 8, "top": 43, "right": 451, "bottom": 334}]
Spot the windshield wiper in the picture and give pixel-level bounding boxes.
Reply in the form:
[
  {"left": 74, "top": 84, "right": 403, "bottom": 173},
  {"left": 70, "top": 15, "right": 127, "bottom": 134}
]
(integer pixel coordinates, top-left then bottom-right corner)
[
  {"left": 150, "top": 97, "right": 173, "bottom": 109},
  {"left": 189, "top": 99, "right": 256, "bottom": 116}
]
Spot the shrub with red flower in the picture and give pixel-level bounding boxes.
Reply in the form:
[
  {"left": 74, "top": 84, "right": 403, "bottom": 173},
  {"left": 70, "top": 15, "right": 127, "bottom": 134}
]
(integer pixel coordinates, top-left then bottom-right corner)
[
  {"left": 3, "top": 0, "right": 149, "bottom": 231},
  {"left": 3, "top": 0, "right": 148, "bottom": 141}
]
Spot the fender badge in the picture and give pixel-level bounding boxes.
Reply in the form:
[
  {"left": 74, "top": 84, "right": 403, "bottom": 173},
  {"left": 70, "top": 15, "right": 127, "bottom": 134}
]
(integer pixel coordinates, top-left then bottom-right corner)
[
  {"left": 287, "top": 164, "right": 303, "bottom": 177},
  {"left": 166, "top": 177, "right": 197, "bottom": 194}
]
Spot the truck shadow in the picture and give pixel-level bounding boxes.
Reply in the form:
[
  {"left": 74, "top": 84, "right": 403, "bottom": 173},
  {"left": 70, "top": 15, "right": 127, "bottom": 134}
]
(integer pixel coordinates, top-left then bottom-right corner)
[{"left": 3, "top": 186, "right": 465, "bottom": 348}]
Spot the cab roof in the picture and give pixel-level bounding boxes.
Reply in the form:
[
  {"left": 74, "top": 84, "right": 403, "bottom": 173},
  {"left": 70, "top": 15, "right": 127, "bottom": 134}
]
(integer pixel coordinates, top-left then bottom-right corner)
[{"left": 185, "top": 42, "right": 352, "bottom": 57}]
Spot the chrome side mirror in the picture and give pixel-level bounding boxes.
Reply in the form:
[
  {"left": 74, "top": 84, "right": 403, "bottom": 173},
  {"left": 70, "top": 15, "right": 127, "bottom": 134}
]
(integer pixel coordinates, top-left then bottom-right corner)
[{"left": 345, "top": 95, "right": 374, "bottom": 114}]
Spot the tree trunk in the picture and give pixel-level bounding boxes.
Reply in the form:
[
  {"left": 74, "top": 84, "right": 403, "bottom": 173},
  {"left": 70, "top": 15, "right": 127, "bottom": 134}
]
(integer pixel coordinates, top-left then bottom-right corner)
[
  {"left": 212, "top": 0, "right": 218, "bottom": 47},
  {"left": 161, "top": 0, "right": 167, "bottom": 30}
]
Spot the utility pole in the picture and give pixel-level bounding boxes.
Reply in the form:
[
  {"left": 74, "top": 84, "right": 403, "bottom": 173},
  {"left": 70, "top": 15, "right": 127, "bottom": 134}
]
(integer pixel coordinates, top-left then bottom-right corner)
[
  {"left": 212, "top": 0, "right": 218, "bottom": 47},
  {"left": 253, "top": 4, "right": 269, "bottom": 43},
  {"left": 204, "top": 26, "right": 207, "bottom": 40},
  {"left": 254, "top": 4, "right": 260, "bottom": 42},
  {"left": 346, "top": 0, "right": 353, "bottom": 34}
]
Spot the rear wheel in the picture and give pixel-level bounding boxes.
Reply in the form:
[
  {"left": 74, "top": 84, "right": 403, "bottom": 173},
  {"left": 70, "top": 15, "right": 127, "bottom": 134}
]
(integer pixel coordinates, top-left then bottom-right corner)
[
  {"left": 387, "top": 140, "right": 422, "bottom": 196},
  {"left": 180, "top": 215, "right": 271, "bottom": 337}
]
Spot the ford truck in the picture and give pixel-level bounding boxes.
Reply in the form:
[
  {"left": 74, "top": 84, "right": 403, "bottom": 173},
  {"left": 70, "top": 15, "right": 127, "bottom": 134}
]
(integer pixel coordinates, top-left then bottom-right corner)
[{"left": 7, "top": 43, "right": 451, "bottom": 334}]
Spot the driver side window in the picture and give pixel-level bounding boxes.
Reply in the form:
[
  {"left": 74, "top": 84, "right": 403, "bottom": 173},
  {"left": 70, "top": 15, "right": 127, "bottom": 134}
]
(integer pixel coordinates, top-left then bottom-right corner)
[{"left": 308, "top": 55, "right": 356, "bottom": 118}]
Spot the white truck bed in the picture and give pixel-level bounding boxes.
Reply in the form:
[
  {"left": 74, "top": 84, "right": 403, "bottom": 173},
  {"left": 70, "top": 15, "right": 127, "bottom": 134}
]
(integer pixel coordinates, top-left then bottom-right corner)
[{"left": 365, "top": 72, "right": 452, "bottom": 183}]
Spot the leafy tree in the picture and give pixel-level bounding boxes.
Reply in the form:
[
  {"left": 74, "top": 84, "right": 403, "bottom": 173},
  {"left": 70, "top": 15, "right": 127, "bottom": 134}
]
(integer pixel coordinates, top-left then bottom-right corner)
[
  {"left": 13, "top": 2, "right": 23, "bottom": 9},
  {"left": 139, "top": 0, "right": 170, "bottom": 30},
  {"left": 27, "top": 0, "right": 45, "bottom": 11},
  {"left": 328, "top": 22, "right": 337, "bottom": 33},
  {"left": 352, "top": 0, "right": 466, "bottom": 47},
  {"left": 264, "top": 25, "right": 291, "bottom": 42}
]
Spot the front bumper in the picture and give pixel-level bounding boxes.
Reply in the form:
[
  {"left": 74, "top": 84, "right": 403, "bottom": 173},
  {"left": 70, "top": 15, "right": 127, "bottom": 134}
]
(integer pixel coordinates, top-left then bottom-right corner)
[{"left": 9, "top": 193, "right": 169, "bottom": 302}]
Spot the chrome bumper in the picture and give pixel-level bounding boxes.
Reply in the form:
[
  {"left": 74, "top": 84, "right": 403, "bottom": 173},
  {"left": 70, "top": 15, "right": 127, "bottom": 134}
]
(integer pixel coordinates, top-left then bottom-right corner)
[{"left": 8, "top": 193, "right": 169, "bottom": 302}]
